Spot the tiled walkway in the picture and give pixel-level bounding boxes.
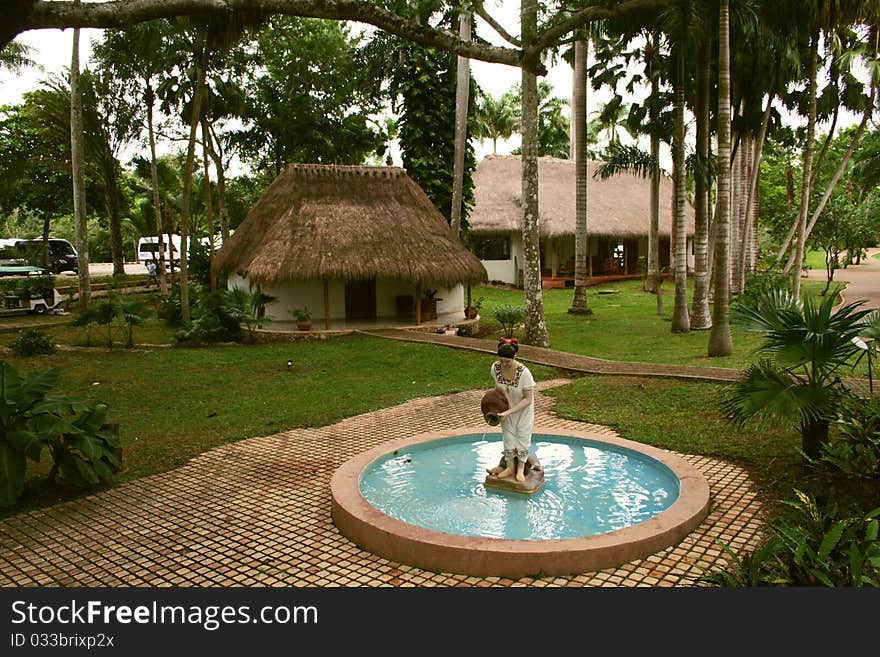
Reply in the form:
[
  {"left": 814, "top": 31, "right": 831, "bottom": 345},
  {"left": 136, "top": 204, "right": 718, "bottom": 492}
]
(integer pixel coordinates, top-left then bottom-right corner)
[{"left": 0, "top": 380, "right": 766, "bottom": 587}]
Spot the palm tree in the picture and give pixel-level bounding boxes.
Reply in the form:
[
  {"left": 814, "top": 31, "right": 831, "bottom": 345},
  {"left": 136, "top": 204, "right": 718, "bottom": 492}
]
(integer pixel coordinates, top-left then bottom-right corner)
[
  {"left": 474, "top": 91, "right": 519, "bottom": 155},
  {"left": 722, "top": 289, "right": 880, "bottom": 459},
  {"left": 569, "top": 36, "right": 591, "bottom": 315},
  {"left": 93, "top": 20, "right": 176, "bottom": 292},
  {"left": 0, "top": 41, "right": 33, "bottom": 72},
  {"left": 520, "top": 0, "right": 550, "bottom": 348},
  {"left": 450, "top": 4, "right": 472, "bottom": 236},
  {"left": 70, "top": 25, "right": 89, "bottom": 310},
  {"left": 708, "top": 0, "right": 734, "bottom": 357}
]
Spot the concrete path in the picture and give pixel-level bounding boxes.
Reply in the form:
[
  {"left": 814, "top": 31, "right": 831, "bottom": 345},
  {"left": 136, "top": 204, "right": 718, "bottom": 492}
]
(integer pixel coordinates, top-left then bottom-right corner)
[
  {"left": 361, "top": 328, "right": 742, "bottom": 382},
  {"left": 804, "top": 247, "right": 880, "bottom": 310}
]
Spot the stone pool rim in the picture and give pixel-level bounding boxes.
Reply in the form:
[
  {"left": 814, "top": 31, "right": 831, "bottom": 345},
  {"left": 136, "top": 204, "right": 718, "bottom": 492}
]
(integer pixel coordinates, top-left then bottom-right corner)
[{"left": 330, "top": 426, "right": 711, "bottom": 578}]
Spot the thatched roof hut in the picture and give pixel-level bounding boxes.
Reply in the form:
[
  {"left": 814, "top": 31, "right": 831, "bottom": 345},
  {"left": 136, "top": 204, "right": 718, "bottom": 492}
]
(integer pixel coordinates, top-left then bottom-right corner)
[
  {"left": 470, "top": 154, "right": 694, "bottom": 237},
  {"left": 215, "top": 163, "right": 487, "bottom": 287}
]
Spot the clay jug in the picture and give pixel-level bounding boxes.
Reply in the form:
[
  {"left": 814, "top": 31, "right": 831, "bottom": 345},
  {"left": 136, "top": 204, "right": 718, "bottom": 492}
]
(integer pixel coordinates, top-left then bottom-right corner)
[{"left": 480, "top": 388, "right": 509, "bottom": 426}]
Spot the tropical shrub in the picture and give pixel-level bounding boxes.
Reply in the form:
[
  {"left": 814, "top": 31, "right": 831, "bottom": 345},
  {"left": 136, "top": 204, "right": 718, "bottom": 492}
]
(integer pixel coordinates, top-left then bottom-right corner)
[
  {"left": 118, "top": 297, "right": 153, "bottom": 348},
  {"left": 70, "top": 307, "right": 100, "bottom": 346},
  {"left": 771, "top": 490, "right": 880, "bottom": 587},
  {"left": 173, "top": 288, "right": 245, "bottom": 346},
  {"left": 0, "top": 361, "right": 120, "bottom": 507},
  {"left": 733, "top": 270, "right": 791, "bottom": 311},
  {"left": 816, "top": 392, "right": 880, "bottom": 481},
  {"left": 700, "top": 489, "right": 880, "bottom": 587},
  {"left": 9, "top": 329, "right": 56, "bottom": 356},
  {"left": 721, "top": 289, "right": 880, "bottom": 459},
  {"left": 493, "top": 304, "right": 524, "bottom": 338},
  {"left": 698, "top": 537, "right": 788, "bottom": 587}
]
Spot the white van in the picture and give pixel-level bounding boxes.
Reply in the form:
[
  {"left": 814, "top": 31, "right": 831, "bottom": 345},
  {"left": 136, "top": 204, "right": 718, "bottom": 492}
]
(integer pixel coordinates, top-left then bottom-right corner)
[
  {"left": 137, "top": 234, "right": 181, "bottom": 266},
  {"left": 136, "top": 234, "right": 221, "bottom": 266}
]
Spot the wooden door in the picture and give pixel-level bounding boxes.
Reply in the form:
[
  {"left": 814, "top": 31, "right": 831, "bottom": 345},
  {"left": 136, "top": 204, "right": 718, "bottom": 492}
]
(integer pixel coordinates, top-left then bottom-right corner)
[{"left": 345, "top": 278, "right": 376, "bottom": 320}]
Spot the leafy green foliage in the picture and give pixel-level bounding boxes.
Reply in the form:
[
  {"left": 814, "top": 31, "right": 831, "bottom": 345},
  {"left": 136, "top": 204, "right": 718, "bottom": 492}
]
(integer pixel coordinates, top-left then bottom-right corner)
[
  {"left": 733, "top": 270, "right": 792, "bottom": 311},
  {"left": 698, "top": 538, "right": 789, "bottom": 587},
  {"left": 493, "top": 304, "right": 525, "bottom": 338},
  {"left": 701, "top": 490, "right": 880, "bottom": 587},
  {"left": 772, "top": 490, "right": 880, "bottom": 587},
  {"left": 722, "top": 288, "right": 880, "bottom": 457},
  {"left": 70, "top": 307, "right": 100, "bottom": 347},
  {"left": 0, "top": 360, "right": 119, "bottom": 507},
  {"left": 237, "top": 16, "right": 387, "bottom": 175},
  {"left": 118, "top": 297, "right": 153, "bottom": 348},
  {"left": 93, "top": 295, "right": 121, "bottom": 349},
  {"left": 508, "top": 81, "right": 570, "bottom": 159},
  {"left": 387, "top": 37, "right": 476, "bottom": 227},
  {"left": 9, "top": 330, "right": 56, "bottom": 357},
  {"left": 810, "top": 392, "right": 880, "bottom": 480}
]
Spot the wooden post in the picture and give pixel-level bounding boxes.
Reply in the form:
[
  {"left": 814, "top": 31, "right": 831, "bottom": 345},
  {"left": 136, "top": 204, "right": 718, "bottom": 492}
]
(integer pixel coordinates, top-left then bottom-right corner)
[
  {"left": 415, "top": 282, "right": 422, "bottom": 324},
  {"left": 588, "top": 238, "right": 593, "bottom": 277},
  {"left": 323, "top": 278, "right": 331, "bottom": 330}
]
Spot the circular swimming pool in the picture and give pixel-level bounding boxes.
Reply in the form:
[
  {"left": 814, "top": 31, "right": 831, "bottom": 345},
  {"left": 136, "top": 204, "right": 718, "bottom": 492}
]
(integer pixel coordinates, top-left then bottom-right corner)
[{"left": 331, "top": 426, "right": 710, "bottom": 577}]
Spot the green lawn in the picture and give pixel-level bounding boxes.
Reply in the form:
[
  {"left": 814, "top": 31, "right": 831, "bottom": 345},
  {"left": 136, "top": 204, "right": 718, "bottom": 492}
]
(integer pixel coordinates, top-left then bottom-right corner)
[
  {"left": 470, "top": 277, "right": 846, "bottom": 372},
  {"left": 0, "top": 274, "right": 863, "bottom": 517}
]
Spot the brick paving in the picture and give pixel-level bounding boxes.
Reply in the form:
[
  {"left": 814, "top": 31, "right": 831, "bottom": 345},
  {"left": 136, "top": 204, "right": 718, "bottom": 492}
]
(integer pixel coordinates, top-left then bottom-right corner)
[{"left": 0, "top": 379, "right": 766, "bottom": 588}]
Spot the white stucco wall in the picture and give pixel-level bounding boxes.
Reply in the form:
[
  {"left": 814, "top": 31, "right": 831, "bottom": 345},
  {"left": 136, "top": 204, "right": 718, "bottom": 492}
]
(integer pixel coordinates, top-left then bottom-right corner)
[
  {"left": 226, "top": 274, "right": 466, "bottom": 322},
  {"left": 480, "top": 233, "right": 524, "bottom": 285}
]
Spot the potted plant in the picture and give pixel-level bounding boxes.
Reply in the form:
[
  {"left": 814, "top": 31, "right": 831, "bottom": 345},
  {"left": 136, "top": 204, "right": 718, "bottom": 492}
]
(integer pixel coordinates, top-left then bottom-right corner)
[
  {"left": 465, "top": 296, "right": 484, "bottom": 320},
  {"left": 290, "top": 306, "right": 313, "bottom": 331}
]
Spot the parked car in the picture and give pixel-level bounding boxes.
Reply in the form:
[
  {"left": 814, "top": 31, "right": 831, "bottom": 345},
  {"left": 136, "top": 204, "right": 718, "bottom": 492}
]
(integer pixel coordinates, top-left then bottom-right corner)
[{"left": 13, "top": 238, "right": 78, "bottom": 274}]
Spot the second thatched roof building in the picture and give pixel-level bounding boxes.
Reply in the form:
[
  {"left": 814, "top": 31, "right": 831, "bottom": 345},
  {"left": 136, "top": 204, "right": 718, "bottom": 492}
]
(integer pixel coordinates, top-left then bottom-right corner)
[
  {"left": 215, "top": 163, "right": 488, "bottom": 328},
  {"left": 468, "top": 155, "right": 695, "bottom": 286}
]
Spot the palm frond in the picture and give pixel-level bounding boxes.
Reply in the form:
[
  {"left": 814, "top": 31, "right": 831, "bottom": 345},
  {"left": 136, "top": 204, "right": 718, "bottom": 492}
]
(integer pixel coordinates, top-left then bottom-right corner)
[
  {"left": 720, "top": 360, "right": 832, "bottom": 427},
  {"left": 592, "top": 142, "right": 661, "bottom": 180}
]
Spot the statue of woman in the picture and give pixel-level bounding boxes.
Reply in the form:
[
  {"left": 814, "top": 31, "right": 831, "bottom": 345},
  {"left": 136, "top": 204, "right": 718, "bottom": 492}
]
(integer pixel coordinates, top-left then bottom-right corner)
[{"left": 486, "top": 337, "right": 535, "bottom": 482}]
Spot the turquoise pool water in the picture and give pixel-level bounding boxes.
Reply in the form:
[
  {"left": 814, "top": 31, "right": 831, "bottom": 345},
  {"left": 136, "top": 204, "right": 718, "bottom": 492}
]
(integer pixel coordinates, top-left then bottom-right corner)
[{"left": 358, "top": 433, "right": 681, "bottom": 541}]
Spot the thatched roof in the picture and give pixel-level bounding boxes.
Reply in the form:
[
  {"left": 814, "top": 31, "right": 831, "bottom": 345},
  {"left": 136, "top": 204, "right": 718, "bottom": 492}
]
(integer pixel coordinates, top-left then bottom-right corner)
[
  {"left": 469, "top": 155, "right": 695, "bottom": 238},
  {"left": 215, "top": 163, "right": 488, "bottom": 287}
]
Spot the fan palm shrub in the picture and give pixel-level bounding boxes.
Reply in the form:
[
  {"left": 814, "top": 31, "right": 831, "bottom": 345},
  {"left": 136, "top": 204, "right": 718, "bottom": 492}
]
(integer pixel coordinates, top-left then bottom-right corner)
[{"left": 721, "top": 289, "right": 880, "bottom": 459}]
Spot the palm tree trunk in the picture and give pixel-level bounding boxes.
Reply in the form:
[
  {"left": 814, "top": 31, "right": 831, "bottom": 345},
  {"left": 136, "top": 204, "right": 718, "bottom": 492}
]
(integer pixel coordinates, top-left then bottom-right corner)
[
  {"left": 690, "top": 37, "right": 711, "bottom": 329},
  {"left": 671, "top": 47, "right": 689, "bottom": 333},
  {"left": 108, "top": 159, "right": 125, "bottom": 275},
  {"left": 743, "top": 99, "right": 772, "bottom": 280},
  {"left": 146, "top": 84, "right": 168, "bottom": 293},
  {"left": 205, "top": 124, "right": 230, "bottom": 242},
  {"left": 646, "top": 31, "right": 660, "bottom": 295},
  {"left": 792, "top": 31, "right": 819, "bottom": 302},
  {"left": 201, "top": 119, "right": 215, "bottom": 291},
  {"left": 801, "top": 418, "right": 828, "bottom": 461},
  {"left": 450, "top": 4, "right": 471, "bottom": 236},
  {"left": 70, "top": 21, "right": 90, "bottom": 309},
  {"left": 569, "top": 38, "right": 591, "bottom": 315},
  {"left": 520, "top": 0, "right": 550, "bottom": 348},
  {"left": 179, "top": 38, "right": 209, "bottom": 322},
  {"left": 728, "top": 140, "right": 741, "bottom": 293},
  {"left": 783, "top": 85, "right": 875, "bottom": 271},
  {"left": 708, "top": 0, "right": 733, "bottom": 357}
]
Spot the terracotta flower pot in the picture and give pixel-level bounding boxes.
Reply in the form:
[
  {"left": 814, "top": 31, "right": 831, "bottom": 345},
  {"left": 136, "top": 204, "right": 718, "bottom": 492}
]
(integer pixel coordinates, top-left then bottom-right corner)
[{"left": 480, "top": 388, "right": 509, "bottom": 426}]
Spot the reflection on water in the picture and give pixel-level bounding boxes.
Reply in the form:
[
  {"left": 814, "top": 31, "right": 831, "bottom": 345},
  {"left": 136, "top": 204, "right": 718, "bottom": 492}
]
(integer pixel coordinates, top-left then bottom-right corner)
[{"left": 360, "top": 434, "right": 680, "bottom": 540}]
